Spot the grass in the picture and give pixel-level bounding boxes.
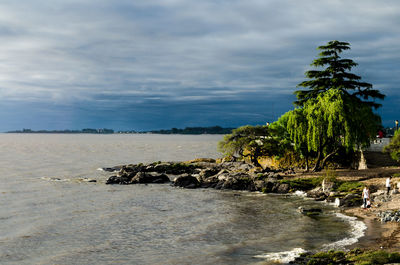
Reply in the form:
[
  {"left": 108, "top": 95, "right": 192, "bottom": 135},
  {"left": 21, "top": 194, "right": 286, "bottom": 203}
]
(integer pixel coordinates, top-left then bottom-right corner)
[
  {"left": 279, "top": 175, "right": 363, "bottom": 194},
  {"left": 336, "top": 181, "right": 363, "bottom": 194},
  {"left": 298, "top": 249, "right": 400, "bottom": 265}
]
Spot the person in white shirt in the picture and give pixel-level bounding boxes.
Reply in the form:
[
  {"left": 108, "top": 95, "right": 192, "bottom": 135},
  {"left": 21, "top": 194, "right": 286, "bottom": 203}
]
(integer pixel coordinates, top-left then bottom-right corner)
[
  {"left": 386, "top": 176, "right": 392, "bottom": 195},
  {"left": 362, "top": 186, "right": 370, "bottom": 209}
]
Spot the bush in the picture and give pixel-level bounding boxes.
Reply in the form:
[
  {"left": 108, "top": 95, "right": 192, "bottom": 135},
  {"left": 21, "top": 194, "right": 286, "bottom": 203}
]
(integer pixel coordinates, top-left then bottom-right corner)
[{"left": 384, "top": 129, "right": 400, "bottom": 161}]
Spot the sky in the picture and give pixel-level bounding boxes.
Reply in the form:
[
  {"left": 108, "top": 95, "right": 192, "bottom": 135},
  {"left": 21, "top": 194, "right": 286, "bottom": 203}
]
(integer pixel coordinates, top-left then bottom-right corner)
[{"left": 0, "top": 0, "right": 399, "bottom": 131}]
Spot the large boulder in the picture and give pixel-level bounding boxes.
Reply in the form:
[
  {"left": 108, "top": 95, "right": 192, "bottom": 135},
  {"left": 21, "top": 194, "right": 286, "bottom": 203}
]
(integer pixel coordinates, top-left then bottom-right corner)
[
  {"left": 130, "top": 172, "right": 170, "bottom": 184},
  {"left": 307, "top": 187, "right": 327, "bottom": 201},
  {"left": 220, "top": 175, "right": 255, "bottom": 191},
  {"left": 339, "top": 193, "right": 362, "bottom": 207},
  {"left": 272, "top": 183, "right": 290, "bottom": 193},
  {"left": 106, "top": 175, "right": 123, "bottom": 184},
  {"left": 106, "top": 171, "right": 136, "bottom": 185},
  {"left": 198, "top": 167, "right": 220, "bottom": 181},
  {"left": 173, "top": 175, "right": 200, "bottom": 189}
]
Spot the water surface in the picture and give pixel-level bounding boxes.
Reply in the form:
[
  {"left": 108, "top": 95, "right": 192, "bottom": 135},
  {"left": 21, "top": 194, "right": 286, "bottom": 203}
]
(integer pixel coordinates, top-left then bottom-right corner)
[{"left": 0, "top": 134, "right": 354, "bottom": 264}]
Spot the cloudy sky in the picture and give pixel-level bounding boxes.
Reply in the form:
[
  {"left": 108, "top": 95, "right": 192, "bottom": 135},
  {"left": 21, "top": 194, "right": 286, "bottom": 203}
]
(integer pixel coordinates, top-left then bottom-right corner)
[{"left": 0, "top": 0, "right": 399, "bottom": 131}]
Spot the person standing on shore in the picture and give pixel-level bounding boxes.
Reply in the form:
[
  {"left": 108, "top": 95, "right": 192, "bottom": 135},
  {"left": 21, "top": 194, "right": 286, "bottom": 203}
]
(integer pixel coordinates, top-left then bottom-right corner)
[
  {"left": 362, "top": 186, "right": 370, "bottom": 209},
  {"left": 386, "top": 176, "right": 392, "bottom": 195}
]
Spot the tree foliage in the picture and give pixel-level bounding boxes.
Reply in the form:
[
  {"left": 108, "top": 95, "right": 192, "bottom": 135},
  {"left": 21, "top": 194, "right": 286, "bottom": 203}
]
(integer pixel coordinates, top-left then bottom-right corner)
[
  {"left": 290, "top": 40, "right": 384, "bottom": 171},
  {"left": 295, "top": 40, "right": 385, "bottom": 109},
  {"left": 384, "top": 129, "right": 400, "bottom": 161},
  {"left": 288, "top": 89, "right": 381, "bottom": 171}
]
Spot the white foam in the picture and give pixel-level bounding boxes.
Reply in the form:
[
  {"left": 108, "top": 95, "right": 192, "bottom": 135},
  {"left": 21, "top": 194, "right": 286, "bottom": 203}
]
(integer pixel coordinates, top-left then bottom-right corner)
[
  {"left": 254, "top": 248, "right": 306, "bottom": 263},
  {"left": 322, "top": 213, "right": 367, "bottom": 250},
  {"left": 96, "top": 168, "right": 104, "bottom": 171},
  {"left": 294, "top": 190, "right": 307, "bottom": 197},
  {"left": 40, "top": 177, "right": 70, "bottom": 182}
]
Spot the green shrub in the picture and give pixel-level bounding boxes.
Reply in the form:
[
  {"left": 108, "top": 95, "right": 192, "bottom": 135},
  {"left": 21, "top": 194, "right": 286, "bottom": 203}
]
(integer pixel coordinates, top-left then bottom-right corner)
[
  {"left": 307, "top": 250, "right": 346, "bottom": 265},
  {"left": 299, "top": 249, "right": 400, "bottom": 265},
  {"left": 349, "top": 250, "right": 400, "bottom": 265}
]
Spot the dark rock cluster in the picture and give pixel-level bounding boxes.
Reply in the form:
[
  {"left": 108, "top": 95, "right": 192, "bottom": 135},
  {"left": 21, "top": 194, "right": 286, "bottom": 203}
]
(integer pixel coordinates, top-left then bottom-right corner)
[
  {"left": 105, "top": 159, "right": 290, "bottom": 193},
  {"left": 378, "top": 210, "right": 400, "bottom": 223}
]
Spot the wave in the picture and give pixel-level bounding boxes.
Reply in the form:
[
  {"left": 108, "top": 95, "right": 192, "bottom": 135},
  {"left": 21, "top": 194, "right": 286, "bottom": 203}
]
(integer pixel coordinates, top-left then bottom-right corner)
[
  {"left": 253, "top": 248, "right": 306, "bottom": 263},
  {"left": 40, "top": 177, "right": 70, "bottom": 182},
  {"left": 253, "top": 212, "right": 366, "bottom": 263},
  {"left": 321, "top": 213, "right": 367, "bottom": 250}
]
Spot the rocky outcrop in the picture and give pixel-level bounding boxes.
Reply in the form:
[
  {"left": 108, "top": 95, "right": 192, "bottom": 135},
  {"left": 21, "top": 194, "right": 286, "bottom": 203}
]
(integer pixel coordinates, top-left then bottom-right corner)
[{"left": 105, "top": 160, "right": 290, "bottom": 192}]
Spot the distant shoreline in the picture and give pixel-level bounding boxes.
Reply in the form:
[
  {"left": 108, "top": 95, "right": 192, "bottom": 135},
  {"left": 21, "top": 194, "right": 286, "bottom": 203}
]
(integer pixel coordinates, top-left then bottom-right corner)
[{"left": 6, "top": 126, "right": 235, "bottom": 135}]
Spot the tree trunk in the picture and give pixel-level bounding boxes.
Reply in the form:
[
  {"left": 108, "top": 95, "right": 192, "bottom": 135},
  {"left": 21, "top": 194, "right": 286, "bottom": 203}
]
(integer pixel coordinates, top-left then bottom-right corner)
[
  {"left": 251, "top": 156, "right": 262, "bottom": 168},
  {"left": 312, "top": 151, "right": 322, "bottom": 172},
  {"left": 251, "top": 147, "right": 263, "bottom": 168},
  {"left": 320, "top": 148, "right": 339, "bottom": 169},
  {"left": 305, "top": 155, "right": 309, "bottom": 172}
]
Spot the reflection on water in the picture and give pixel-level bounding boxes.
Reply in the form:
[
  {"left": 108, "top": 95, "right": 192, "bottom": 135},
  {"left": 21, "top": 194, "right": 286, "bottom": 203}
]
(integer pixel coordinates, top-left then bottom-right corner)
[{"left": 0, "top": 134, "right": 352, "bottom": 264}]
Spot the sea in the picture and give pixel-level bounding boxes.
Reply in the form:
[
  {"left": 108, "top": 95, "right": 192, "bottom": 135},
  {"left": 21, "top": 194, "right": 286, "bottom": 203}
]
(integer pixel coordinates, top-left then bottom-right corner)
[{"left": 0, "top": 134, "right": 366, "bottom": 265}]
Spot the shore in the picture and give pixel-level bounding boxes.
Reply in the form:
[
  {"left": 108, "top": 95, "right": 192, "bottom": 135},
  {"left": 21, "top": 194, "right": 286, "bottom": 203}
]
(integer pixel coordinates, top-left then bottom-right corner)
[
  {"left": 301, "top": 166, "right": 400, "bottom": 252},
  {"left": 104, "top": 160, "right": 400, "bottom": 263}
]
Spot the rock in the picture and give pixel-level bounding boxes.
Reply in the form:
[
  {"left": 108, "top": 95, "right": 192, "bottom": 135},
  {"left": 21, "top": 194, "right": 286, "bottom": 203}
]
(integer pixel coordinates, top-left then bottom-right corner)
[
  {"left": 307, "top": 187, "right": 325, "bottom": 198},
  {"left": 106, "top": 175, "right": 121, "bottom": 184},
  {"left": 220, "top": 174, "right": 255, "bottom": 191},
  {"left": 185, "top": 158, "right": 216, "bottom": 163},
  {"left": 105, "top": 171, "right": 135, "bottom": 184},
  {"left": 130, "top": 172, "right": 170, "bottom": 184},
  {"left": 254, "top": 180, "right": 268, "bottom": 191},
  {"left": 238, "top": 163, "right": 253, "bottom": 172},
  {"left": 198, "top": 168, "right": 220, "bottom": 180},
  {"left": 173, "top": 174, "right": 200, "bottom": 189},
  {"left": 339, "top": 193, "right": 362, "bottom": 207},
  {"left": 101, "top": 167, "right": 121, "bottom": 172},
  {"left": 274, "top": 183, "right": 290, "bottom": 193},
  {"left": 378, "top": 210, "right": 400, "bottom": 223},
  {"left": 298, "top": 206, "right": 322, "bottom": 215}
]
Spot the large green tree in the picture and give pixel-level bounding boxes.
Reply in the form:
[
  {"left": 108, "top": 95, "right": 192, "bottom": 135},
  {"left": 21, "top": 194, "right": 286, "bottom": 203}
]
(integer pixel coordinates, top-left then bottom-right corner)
[
  {"left": 295, "top": 40, "right": 385, "bottom": 108},
  {"left": 290, "top": 40, "right": 384, "bottom": 171},
  {"left": 288, "top": 89, "right": 381, "bottom": 171}
]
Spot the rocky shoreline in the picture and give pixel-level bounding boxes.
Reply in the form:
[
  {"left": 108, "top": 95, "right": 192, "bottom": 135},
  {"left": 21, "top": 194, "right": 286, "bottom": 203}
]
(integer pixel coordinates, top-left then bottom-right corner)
[
  {"left": 104, "top": 158, "right": 363, "bottom": 208},
  {"left": 103, "top": 158, "right": 400, "bottom": 264}
]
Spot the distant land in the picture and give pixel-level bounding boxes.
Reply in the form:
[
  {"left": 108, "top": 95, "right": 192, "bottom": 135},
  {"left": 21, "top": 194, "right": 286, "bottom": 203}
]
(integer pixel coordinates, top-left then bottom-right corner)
[
  {"left": 7, "top": 128, "right": 115, "bottom": 134},
  {"left": 140, "top": 126, "right": 235, "bottom": 135},
  {"left": 6, "top": 126, "right": 235, "bottom": 135}
]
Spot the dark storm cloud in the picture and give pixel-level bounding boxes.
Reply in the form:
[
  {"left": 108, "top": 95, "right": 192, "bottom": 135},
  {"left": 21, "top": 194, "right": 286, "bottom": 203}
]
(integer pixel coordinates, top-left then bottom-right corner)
[{"left": 0, "top": 0, "right": 399, "bottom": 130}]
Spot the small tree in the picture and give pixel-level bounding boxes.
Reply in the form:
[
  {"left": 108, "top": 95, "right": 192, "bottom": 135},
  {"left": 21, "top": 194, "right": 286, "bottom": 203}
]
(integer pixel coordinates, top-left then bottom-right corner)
[
  {"left": 218, "top": 125, "right": 289, "bottom": 167},
  {"left": 384, "top": 130, "right": 400, "bottom": 161}
]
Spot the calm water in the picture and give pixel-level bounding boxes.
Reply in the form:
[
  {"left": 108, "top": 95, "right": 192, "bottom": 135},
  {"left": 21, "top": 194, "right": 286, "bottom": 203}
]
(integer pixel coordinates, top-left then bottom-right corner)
[{"left": 0, "top": 134, "right": 359, "bottom": 264}]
